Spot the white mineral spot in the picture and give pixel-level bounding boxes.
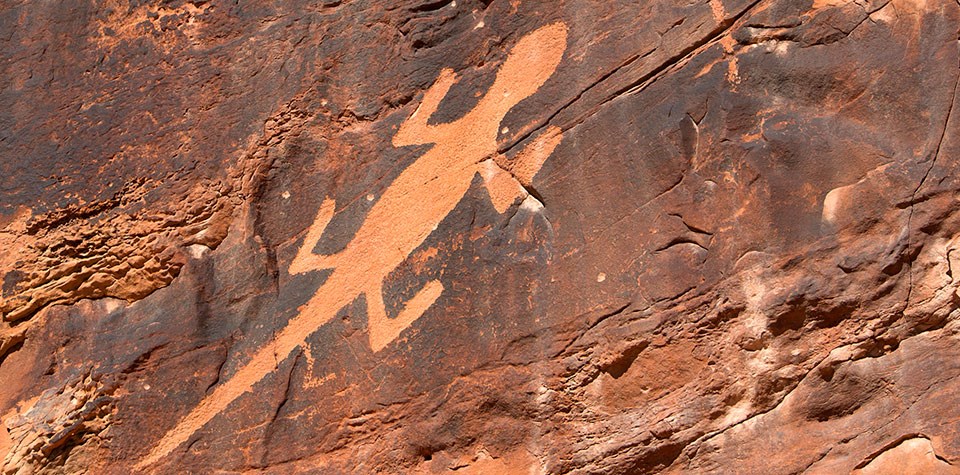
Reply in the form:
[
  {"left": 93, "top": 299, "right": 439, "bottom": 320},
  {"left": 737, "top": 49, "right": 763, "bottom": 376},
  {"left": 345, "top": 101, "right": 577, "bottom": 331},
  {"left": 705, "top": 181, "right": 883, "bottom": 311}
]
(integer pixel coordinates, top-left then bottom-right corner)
[
  {"left": 721, "top": 400, "right": 753, "bottom": 426},
  {"left": 501, "top": 126, "right": 509, "bottom": 134},
  {"left": 475, "top": 20, "right": 484, "bottom": 29},
  {"left": 774, "top": 41, "right": 790, "bottom": 56},
  {"left": 102, "top": 299, "right": 122, "bottom": 313},
  {"left": 366, "top": 193, "right": 375, "bottom": 202},
  {"left": 520, "top": 195, "right": 543, "bottom": 212},
  {"left": 187, "top": 244, "right": 211, "bottom": 259},
  {"left": 822, "top": 185, "right": 848, "bottom": 225},
  {"left": 281, "top": 190, "right": 291, "bottom": 199},
  {"left": 597, "top": 272, "right": 606, "bottom": 283},
  {"left": 144, "top": 384, "right": 151, "bottom": 390},
  {"left": 535, "top": 387, "right": 551, "bottom": 404},
  {"left": 870, "top": 4, "right": 896, "bottom": 23}
]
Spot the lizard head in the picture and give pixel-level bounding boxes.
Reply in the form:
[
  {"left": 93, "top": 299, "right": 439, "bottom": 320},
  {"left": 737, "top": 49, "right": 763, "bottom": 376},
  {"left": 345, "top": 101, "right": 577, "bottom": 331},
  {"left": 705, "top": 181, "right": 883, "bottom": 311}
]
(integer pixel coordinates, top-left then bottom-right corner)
[{"left": 484, "top": 22, "right": 569, "bottom": 117}]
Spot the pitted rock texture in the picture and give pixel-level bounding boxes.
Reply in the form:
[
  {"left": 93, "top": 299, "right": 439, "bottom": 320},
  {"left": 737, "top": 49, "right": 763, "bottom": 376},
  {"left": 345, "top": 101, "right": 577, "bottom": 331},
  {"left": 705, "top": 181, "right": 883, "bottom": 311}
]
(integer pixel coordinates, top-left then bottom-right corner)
[{"left": 2, "top": 0, "right": 960, "bottom": 474}]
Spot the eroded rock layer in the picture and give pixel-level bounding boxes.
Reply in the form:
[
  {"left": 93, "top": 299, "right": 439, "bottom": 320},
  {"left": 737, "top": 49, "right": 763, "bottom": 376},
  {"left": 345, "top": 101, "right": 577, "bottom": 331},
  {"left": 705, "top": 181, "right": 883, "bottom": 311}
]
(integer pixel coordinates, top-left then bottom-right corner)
[{"left": 1, "top": 0, "right": 960, "bottom": 473}]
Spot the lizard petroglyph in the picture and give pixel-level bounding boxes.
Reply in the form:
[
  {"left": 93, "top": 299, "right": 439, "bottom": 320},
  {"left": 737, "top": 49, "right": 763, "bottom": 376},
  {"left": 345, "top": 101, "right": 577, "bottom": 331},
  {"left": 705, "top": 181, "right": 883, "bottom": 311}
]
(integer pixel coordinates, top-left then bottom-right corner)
[{"left": 138, "top": 21, "right": 568, "bottom": 468}]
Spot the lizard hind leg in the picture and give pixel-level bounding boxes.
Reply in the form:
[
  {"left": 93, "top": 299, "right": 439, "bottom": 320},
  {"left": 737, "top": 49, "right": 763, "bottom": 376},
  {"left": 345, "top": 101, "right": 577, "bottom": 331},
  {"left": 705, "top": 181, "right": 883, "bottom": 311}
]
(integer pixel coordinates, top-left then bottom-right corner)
[
  {"left": 367, "top": 279, "right": 444, "bottom": 353},
  {"left": 289, "top": 198, "right": 338, "bottom": 275}
]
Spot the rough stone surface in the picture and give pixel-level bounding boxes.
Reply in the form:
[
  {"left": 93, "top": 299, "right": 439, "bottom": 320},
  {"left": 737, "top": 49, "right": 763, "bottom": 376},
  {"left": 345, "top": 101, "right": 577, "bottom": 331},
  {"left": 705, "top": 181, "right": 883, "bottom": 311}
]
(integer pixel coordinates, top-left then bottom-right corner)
[{"left": 1, "top": 0, "right": 960, "bottom": 473}]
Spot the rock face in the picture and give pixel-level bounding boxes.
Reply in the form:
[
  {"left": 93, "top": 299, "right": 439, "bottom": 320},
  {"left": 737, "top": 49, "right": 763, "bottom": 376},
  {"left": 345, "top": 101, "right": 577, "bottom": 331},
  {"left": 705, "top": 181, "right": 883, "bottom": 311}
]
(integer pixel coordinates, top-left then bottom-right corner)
[{"left": 1, "top": 0, "right": 959, "bottom": 473}]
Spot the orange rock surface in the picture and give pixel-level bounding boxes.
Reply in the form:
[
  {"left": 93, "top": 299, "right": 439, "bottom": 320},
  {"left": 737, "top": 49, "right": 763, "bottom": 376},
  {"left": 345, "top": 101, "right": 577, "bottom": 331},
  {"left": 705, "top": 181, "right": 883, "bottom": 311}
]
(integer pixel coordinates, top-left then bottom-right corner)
[{"left": 1, "top": 0, "right": 959, "bottom": 473}]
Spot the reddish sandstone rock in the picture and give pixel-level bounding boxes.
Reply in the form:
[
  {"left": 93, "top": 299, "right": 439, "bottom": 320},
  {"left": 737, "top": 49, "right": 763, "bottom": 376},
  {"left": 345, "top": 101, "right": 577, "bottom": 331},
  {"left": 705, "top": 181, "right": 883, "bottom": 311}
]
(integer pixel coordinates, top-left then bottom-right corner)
[{"left": 1, "top": 0, "right": 959, "bottom": 473}]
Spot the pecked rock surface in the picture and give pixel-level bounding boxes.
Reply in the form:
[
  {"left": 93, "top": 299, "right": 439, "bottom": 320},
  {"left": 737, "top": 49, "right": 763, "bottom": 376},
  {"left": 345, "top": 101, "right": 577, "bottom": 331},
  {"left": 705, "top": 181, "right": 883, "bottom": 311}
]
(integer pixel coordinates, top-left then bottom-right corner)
[{"left": 2, "top": 0, "right": 960, "bottom": 473}]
